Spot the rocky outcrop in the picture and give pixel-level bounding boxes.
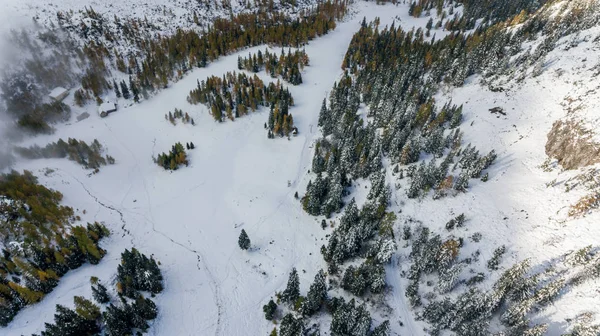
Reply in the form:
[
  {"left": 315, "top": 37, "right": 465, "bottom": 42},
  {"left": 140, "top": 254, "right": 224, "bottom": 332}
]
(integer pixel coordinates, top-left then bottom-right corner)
[{"left": 546, "top": 120, "right": 600, "bottom": 170}]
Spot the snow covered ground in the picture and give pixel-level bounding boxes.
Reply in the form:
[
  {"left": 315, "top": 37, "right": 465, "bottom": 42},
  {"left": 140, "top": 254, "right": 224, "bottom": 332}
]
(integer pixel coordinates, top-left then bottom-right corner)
[
  {"left": 2, "top": 2, "right": 443, "bottom": 335},
  {"left": 390, "top": 14, "right": 600, "bottom": 333},
  {"left": 2, "top": 0, "right": 600, "bottom": 335},
  {"left": 5, "top": 0, "right": 322, "bottom": 48}
]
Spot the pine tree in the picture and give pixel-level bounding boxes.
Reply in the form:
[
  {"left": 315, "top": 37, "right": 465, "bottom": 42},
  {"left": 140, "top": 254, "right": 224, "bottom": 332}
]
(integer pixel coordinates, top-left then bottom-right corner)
[
  {"left": 120, "top": 80, "right": 130, "bottom": 99},
  {"left": 133, "top": 294, "right": 158, "bottom": 320},
  {"left": 91, "top": 281, "right": 110, "bottom": 304},
  {"left": 113, "top": 79, "right": 121, "bottom": 98},
  {"left": 279, "top": 313, "right": 304, "bottom": 336},
  {"left": 41, "top": 304, "right": 99, "bottom": 336},
  {"left": 263, "top": 299, "right": 277, "bottom": 320},
  {"left": 371, "top": 320, "right": 390, "bottom": 336},
  {"left": 318, "top": 98, "right": 330, "bottom": 134},
  {"left": 374, "top": 238, "right": 396, "bottom": 264},
  {"left": 330, "top": 299, "right": 371, "bottom": 336},
  {"left": 238, "top": 229, "right": 251, "bottom": 250},
  {"left": 130, "top": 77, "right": 140, "bottom": 103},
  {"left": 73, "top": 296, "right": 100, "bottom": 321},
  {"left": 281, "top": 268, "right": 300, "bottom": 306},
  {"left": 301, "top": 269, "right": 327, "bottom": 316},
  {"left": 103, "top": 304, "right": 131, "bottom": 336},
  {"left": 437, "top": 263, "right": 464, "bottom": 294},
  {"left": 324, "top": 171, "right": 343, "bottom": 217}
]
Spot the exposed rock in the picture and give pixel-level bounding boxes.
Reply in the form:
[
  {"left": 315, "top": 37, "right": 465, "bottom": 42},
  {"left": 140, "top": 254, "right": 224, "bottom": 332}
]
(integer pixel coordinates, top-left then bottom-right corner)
[{"left": 546, "top": 120, "right": 600, "bottom": 169}]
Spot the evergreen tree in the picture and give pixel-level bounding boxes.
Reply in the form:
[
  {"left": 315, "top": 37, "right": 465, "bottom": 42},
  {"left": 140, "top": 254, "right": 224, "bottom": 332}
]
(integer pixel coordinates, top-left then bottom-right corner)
[
  {"left": 133, "top": 294, "right": 158, "bottom": 320},
  {"left": 117, "top": 248, "right": 163, "bottom": 298},
  {"left": 330, "top": 299, "right": 371, "bottom": 336},
  {"left": 371, "top": 320, "right": 390, "bottom": 336},
  {"left": 91, "top": 281, "right": 110, "bottom": 304},
  {"left": 120, "top": 80, "right": 130, "bottom": 99},
  {"left": 279, "top": 313, "right": 304, "bottom": 336},
  {"left": 263, "top": 299, "right": 277, "bottom": 320},
  {"left": 129, "top": 76, "right": 140, "bottom": 103},
  {"left": 281, "top": 268, "right": 300, "bottom": 306},
  {"left": 113, "top": 79, "right": 121, "bottom": 98},
  {"left": 73, "top": 296, "right": 101, "bottom": 321},
  {"left": 301, "top": 269, "right": 327, "bottom": 316},
  {"left": 41, "top": 304, "right": 99, "bottom": 336},
  {"left": 238, "top": 229, "right": 251, "bottom": 250},
  {"left": 103, "top": 304, "right": 131, "bottom": 336}
]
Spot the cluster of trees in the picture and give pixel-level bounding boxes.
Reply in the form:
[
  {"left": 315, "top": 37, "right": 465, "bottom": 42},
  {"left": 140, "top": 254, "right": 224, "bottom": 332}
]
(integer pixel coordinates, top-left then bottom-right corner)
[
  {"left": 402, "top": 221, "right": 600, "bottom": 335},
  {"left": 403, "top": 225, "right": 463, "bottom": 308},
  {"left": 269, "top": 267, "right": 389, "bottom": 336},
  {"left": 407, "top": 0, "right": 543, "bottom": 31},
  {"left": 110, "top": 77, "right": 143, "bottom": 103},
  {"left": 310, "top": 17, "right": 509, "bottom": 202},
  {"left": 63, "top": 1, "right": 348, "bottom": 107},
  {"left": 117, "top": 248, "right": 164, "bottom": 298},
  {"left": 341, "top": 261, "right": 386, "bottom": 296},
  {"left": 266, "top": 97, "right": 296, "bottom": 138},
  {"left": 165, "top": 108, "right": 195, "bottom": 125},
  {"left": 155, "top": 142, "right": 189, "bottom": 170},
  {"left": 15, "top": 138, "right": 115, "bottom": 170},
  {"left": 0, "top": 170, "right": 110, "bottom": 325},
  {"left": 0, "top": 221, "right": 109, "bottom": 326},
  {"left": 237, "top": 48, "right": 309, "bottom": 85},
  {"left": 319, "top": 182, "right": 392, "bottom": 268},
  {"left": 419, "top": 257, "right": 567, "bottom": 335},
  {"left": 33, "top": 248, "right": 163, "bottom": 336},
  {"left": 66, "top": 36, "right": 112, "bottom": 107},
  {"left": 188, "top": 72, "right": 294, "bottom": 125},
  {"left": 15, "top": 102, "right": 72, "bottom": 134},
  {"left": 129, "top": 1, "right": 346, "bottom": 94}
]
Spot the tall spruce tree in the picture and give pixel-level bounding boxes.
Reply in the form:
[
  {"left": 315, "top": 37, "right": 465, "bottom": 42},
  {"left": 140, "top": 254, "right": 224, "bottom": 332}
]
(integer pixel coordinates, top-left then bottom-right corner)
[
  {"left": 281, "top": 268, "right": 300, "bottom": 306},
  {"left": 301, "top": 269, "right": 327, "bottom": 316}
]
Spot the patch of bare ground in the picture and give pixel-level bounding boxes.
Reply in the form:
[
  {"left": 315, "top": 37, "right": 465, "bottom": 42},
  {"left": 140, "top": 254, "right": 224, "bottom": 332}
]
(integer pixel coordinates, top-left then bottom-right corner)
[{"left": 546, "top": 120, "right": 600, "bottom": 170}]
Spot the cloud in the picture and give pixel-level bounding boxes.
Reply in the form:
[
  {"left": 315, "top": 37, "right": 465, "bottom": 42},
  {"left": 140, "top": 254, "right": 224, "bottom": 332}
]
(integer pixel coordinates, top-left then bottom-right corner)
[{"left": 0, "top": 5, "right": 32, "bottom": 171}]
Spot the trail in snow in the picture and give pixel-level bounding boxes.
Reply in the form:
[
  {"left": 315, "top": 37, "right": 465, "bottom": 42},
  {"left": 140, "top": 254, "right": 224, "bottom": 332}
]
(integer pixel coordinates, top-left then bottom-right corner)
[{"left": 55, "top": 168, "right": 133, "bottom": 241}]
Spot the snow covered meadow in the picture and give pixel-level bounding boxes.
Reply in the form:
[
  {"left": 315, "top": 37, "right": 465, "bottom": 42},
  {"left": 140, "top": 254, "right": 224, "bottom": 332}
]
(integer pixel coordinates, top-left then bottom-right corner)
[{"left": 2, "top": 0, "right": 600, "bottom": 335}]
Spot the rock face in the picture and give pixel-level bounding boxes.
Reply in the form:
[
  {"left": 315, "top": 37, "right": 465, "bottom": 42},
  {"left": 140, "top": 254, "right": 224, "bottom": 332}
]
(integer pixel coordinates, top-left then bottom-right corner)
[{"left": 546, "top": 120, "right": 600, "bottom": 170}]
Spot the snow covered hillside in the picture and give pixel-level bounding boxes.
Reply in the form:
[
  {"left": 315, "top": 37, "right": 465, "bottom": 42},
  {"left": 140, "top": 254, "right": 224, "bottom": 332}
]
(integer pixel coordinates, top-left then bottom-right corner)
[
  {"left": 2, "top": 0, "right": 600, "bottom": 335},
  {"left": 1, "top": 2, "right": 441, "bottom": 335},
  {"left": 7, "top": 0, "right": 319, "bottom": 35}
]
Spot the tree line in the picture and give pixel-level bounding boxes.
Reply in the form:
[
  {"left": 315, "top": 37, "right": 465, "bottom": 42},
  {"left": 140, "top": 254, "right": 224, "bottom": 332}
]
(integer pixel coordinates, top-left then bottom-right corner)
[
  {"left": 0, "top": 171, "right": 110, "bottom": 326},
  {"left": 15, "top": 138, "right": 115, "bottom": 170},
  {"left": 33, "top": 248, "right": 163, "bottom": 336},
  {"left": 75, "top": 0, "right": 347, "bottom": 106},
  {"left": 188, "top": 72, "right": 296, "bottom": 137}
]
